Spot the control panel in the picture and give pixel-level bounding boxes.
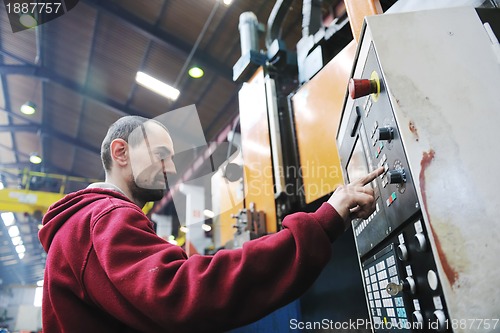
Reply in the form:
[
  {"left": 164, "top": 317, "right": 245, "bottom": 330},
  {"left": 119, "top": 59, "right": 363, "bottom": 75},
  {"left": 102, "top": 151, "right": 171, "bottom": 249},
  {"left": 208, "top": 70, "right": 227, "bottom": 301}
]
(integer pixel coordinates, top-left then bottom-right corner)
[
  {"left": 338, "top": 43, "right": 450, "bottom": 332},
  {"left": 337, "top": 7, "right": 500, "bottom": 333}
]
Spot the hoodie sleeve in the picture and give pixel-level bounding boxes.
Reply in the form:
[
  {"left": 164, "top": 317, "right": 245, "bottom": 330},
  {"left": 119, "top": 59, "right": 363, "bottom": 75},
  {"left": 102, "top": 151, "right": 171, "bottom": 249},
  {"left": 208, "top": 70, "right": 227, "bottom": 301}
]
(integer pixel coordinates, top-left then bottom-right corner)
[{"left": 87, "top": 201, "right": 344, "bottom": 333}]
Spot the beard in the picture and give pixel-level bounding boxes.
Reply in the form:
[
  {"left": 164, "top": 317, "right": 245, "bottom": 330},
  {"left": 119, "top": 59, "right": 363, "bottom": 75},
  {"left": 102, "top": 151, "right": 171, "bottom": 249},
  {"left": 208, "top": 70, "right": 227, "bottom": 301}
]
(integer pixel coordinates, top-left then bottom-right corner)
[{"left": 128, "top": 173, "right": 168, "bottom": 203}]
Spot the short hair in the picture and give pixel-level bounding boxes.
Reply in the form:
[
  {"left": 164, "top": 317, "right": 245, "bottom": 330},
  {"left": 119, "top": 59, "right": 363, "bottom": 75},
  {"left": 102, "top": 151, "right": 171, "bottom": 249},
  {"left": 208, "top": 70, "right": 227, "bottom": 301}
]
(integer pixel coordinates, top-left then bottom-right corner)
[{"left": 100, "top": 116, "right": 168, "bottom": 172}]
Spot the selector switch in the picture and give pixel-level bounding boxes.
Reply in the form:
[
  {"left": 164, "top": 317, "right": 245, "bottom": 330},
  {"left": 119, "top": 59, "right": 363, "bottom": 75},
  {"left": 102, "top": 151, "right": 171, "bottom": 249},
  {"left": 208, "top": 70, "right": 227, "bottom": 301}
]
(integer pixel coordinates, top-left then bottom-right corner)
[
  {"left": 412, "top": 311, "right": 424, "bottom": 326},
  {"left": 397, "top": 244, "right": 409, "bottom": 261},
  {"left": 378, "top": 127, "right": 394, "bottom": 141},
  {"left": 415, "top": 232, "right": 428, "bottom": 252},
  {"left": 349, "top": 78, "right": 378, "bottom": 99},
  {"left": 433, "top": 310, "right": 447, "bottom": 332},
  {"left": 387, "top": 169, "right": 406, "bottom": 184},
  {"left": 386, "top": 276, "right": 416, "bottom": 295},
  {"left": 404, "top": 276, "right": 417, "bottom": 295}
]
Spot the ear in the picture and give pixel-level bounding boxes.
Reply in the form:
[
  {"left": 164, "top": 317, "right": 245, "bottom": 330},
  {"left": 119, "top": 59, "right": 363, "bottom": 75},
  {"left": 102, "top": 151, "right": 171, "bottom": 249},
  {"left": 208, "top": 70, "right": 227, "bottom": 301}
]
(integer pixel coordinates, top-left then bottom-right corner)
[{"left": 110, "top": 139, "right": 129, "bottom": 168}]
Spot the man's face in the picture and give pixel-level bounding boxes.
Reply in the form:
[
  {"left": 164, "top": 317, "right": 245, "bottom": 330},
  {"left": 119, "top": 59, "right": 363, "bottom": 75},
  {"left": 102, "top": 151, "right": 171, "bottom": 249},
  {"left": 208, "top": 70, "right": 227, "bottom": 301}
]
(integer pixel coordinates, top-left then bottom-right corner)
[{"left": 127, "top": 121, "right": 176, "bottom": 202}]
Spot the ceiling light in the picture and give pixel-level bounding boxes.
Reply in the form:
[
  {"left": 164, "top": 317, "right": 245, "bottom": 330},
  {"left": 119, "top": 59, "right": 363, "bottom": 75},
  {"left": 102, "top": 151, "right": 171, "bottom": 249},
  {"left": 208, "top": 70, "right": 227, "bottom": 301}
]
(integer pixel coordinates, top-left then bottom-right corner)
[
  {"left": 188, "top": 66, "right": 204, "bottom": 79},
  {"left": 1, "top": 212, "right": 15, "bottom": 226},
  {"left": 20, "top": 101, "right": 37, "bottom": 115},
  {"left": 19, "top": 14, "right": 37, "bottom": 28},
  {"left": 135, "top": 71, "right": 180, "bottom": 101},
  {"left": 223, "top": 0, "right": 233, "bottom": 5},
  {"left": 11, "top": 236, "right": 22, "bottom": 246},
  {"left": 15, "top": 244, "right": 26, "bottom": 255},
  {"left": 29, "top": 153, "right": 42, "bottom": 164},
  {"left": 8, "top": 225, "right": 20, "bottom": 238}
]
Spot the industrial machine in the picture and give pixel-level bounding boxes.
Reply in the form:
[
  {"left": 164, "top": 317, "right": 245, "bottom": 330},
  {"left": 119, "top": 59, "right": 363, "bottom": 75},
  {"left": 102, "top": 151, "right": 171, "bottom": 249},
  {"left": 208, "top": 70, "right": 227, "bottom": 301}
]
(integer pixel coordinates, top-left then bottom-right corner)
[
  {"left": 217, "top": 0, "right": 500, "bottom": 331},
  {"left": 337, "top": 6, "right": 500, "bottom": 332}
]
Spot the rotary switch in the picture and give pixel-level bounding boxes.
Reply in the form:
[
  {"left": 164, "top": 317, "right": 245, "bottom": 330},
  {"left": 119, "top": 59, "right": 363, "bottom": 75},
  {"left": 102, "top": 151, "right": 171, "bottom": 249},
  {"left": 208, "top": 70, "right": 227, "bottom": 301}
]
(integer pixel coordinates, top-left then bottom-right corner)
[
  {"left": 387, "top": 169, "right": 406, "bottom": 184},
  {"left": 378, "top": 127, "right": 394, "bottom": 141}
]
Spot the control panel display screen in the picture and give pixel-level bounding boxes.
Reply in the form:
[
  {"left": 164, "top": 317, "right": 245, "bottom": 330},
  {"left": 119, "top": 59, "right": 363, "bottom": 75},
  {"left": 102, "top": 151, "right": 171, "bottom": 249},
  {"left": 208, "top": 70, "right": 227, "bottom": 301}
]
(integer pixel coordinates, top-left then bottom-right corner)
[{"left": 347, "top": 137, "right": 369, "bottom": 183}]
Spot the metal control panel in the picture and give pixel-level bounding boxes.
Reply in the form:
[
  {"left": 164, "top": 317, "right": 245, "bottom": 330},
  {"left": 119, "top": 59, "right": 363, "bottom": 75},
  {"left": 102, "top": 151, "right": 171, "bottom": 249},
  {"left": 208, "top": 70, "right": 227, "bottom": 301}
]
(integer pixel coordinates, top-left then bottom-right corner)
[{"left": 337, "top": 7, "right": 500, "bottom": 333}]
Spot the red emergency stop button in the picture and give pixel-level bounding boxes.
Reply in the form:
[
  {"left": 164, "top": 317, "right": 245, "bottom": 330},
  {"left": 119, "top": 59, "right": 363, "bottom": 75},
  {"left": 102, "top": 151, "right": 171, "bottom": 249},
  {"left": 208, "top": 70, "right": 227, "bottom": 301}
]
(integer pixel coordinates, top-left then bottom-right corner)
[{"left": 349, "top": 78, "right": 378, "bottom": 99}]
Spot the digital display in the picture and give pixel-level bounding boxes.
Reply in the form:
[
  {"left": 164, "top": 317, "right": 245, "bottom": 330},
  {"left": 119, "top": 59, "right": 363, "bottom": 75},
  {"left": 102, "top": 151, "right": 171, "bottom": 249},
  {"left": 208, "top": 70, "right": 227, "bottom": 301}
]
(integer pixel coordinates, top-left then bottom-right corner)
[{"left": 347, "top": 137, "right": 370, "bottom": 183}]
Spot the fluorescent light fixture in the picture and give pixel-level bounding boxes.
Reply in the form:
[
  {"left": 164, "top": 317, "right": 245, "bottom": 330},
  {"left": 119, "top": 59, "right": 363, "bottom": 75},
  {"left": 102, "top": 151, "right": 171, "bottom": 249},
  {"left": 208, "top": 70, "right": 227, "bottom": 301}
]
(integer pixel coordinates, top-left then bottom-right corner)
[
  {"left": 20, "top": 101, "right": 37, "bottom": 115},
  {"left": 135, "top": 71, "right": 180, "bottom": 101},
  {"left": 16, "top": 244, "right": 26, "bottom": 255},
  {"left": 203, "top": 209, "right": 215, "bottom": 218},
  {"left": 202, "top": 224, "right": 212, "bottom": 232},
  {"left": 11, "top": 236, "right": 22, "bottom": 246},
  {"left": 1, "top": 212, "right": 15, "bottom": 226},
  {"left": 8, "top": 225, "right": 20, "bottom": 238}
]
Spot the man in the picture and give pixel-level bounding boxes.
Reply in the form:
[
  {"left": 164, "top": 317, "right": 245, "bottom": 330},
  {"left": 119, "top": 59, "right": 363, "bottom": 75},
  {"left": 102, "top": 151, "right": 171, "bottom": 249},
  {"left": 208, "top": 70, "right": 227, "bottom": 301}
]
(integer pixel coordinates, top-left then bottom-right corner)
[{"left": 39, "top": 115, "right": 383, "bottom": 333}]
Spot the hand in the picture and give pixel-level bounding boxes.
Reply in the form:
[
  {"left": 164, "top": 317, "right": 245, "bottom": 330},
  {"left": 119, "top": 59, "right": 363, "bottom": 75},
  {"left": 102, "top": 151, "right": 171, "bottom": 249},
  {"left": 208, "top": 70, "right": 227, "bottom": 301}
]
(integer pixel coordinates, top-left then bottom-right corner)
[{"left": 327, "top": 167, "right": 384, "bottom": 229}]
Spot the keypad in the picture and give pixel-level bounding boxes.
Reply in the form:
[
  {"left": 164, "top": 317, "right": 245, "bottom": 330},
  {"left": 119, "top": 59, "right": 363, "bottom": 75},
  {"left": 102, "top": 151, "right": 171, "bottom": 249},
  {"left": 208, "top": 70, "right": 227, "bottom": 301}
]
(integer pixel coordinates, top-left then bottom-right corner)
[{"left": 363, "top": 252, "right": 409, "bottom": 330}]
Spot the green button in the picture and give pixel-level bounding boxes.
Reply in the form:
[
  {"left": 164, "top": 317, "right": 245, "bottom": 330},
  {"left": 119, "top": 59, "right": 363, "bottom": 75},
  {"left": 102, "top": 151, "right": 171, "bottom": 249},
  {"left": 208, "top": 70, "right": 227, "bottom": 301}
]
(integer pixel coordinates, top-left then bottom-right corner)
[{"left": 391, "top": 192, "right": 397, "bottom": 201}]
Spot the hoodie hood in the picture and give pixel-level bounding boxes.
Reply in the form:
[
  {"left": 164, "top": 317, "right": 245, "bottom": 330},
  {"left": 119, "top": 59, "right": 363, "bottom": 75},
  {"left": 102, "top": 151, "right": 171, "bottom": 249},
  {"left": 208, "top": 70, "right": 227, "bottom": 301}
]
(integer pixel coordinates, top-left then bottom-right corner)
[{"left": 39, "top": 187, "right": 133, "bottom": 252}]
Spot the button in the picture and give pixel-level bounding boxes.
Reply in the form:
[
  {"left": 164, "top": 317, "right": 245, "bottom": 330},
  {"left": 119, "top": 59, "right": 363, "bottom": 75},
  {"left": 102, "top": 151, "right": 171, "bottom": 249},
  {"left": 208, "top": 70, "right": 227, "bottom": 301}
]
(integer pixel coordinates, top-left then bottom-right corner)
[
  {"left": 391, "top": 192, "right": 397, "bottom": 201},
  {"left": 349, "top": 78, "right": 378, "bottom": 99},
  {"left": 427, "top": 270, "right": 439, "bottom": 291}
]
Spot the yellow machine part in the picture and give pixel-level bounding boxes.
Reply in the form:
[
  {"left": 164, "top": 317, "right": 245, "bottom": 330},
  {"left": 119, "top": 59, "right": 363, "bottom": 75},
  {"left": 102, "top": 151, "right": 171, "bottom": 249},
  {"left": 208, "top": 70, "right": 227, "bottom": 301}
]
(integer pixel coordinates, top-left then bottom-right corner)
[
  {"left": 211, "top": 165, "right": 244, "bottom": 248},
  {"left": 0, "top": 188, "right": 64, "bottom": 215},
  {"left": 238, "top": 68, "right": 277, "bottom": 233},
  {"left": 292, "top": 43, "right": 357, "bottom": 204},
  {"left": 345, "top": 0, "right": 383, "bottom": 42},
  {"left": 291, "top": 0, "right": 383, "bottom": 204}
]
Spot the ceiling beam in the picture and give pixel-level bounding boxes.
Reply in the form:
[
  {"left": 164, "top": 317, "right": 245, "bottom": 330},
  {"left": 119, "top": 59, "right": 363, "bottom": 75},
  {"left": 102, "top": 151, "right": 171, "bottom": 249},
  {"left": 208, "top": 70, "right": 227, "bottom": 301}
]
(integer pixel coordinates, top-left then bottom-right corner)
[
  {"left": 0, "top": 107, "right": 100, "bottom": 156},
  {"left": 0, "top": 124, "right": 39, "bottom": 132},
  {"left": 80, "top": 0, "right": 232, "bottom": 80},
  {"left": 0, "top": 64, "right": 136, "bottom": 117}
]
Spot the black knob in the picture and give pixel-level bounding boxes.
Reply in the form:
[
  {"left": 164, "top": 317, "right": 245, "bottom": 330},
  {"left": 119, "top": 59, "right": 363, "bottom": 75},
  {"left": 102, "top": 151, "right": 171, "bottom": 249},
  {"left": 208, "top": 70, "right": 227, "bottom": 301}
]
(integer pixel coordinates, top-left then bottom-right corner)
[
  {"left": 388, "top": 170, "right": 406, "bottom": 184},
  {"left": 378, "top": 127, "right": 394, "bottom": 141}
]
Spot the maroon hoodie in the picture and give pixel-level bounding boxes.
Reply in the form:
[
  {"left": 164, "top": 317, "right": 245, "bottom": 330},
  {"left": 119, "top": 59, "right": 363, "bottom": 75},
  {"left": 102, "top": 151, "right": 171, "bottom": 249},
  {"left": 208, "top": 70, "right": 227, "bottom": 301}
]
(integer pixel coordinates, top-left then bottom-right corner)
[{"left": 39, "top": 187, "right": 344, "bottom": 333}]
